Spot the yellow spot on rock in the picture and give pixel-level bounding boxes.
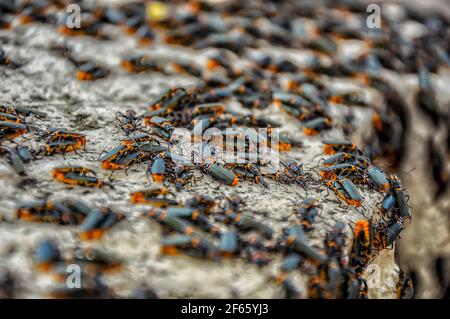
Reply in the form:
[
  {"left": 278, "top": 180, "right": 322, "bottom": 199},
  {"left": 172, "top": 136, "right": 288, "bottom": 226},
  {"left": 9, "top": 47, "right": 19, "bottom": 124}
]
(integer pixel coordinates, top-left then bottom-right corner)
[{"left": 146, "top": 2, "right": 168, "bottom": 22}]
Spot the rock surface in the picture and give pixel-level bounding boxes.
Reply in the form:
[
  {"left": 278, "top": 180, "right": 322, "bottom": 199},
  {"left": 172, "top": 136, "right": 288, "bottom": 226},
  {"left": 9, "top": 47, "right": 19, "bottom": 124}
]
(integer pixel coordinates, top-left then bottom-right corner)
[{"left": 1, "top": 0, "right": 448, "bottom": 298}]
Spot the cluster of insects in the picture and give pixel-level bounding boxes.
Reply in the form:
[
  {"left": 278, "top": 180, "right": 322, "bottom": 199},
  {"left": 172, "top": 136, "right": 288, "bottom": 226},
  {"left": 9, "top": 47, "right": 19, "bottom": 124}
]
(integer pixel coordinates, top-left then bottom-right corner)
[
  {"left": 319, "top": 139, "right": 414, "bottom": 292},
  {"left": 34, "top": 239, "right": 122, "bottom": 298},
  {"left": 2, "top": 0, "right": 448, "bottom": 298},
  {"left": 98, "top": 86, "right": 319, "bottom": 192},
  {"left": 16, "top": 197, "right": 125, "bottom": 240},
  {"left": 142, "top": 193, "right": 377, "bottom": 299},
  {"left": 318, "top": 139, "right": 396, "bottom": 208}
]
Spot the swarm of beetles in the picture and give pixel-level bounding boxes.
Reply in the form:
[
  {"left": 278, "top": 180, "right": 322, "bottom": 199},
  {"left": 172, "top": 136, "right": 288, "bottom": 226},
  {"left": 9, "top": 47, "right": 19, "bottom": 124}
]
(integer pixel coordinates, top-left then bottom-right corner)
[{"left": 1, "top": 0, "right": 449, "bottom": 298}]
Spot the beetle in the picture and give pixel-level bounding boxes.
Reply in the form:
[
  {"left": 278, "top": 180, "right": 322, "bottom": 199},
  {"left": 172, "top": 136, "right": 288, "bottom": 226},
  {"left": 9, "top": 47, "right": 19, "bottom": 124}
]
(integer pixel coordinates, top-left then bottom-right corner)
[
  {"left": 278, "top": 134, "right": 292, "bottom": 151},
  {"left": 35, "top": 239, "right": 61, "bottom": 272},
  {"left": 0, "top": 15, "right": 13, "bottom": 30},
  {"left": 308, "top": 266, "right": 332, "bottom": 299},
  {"left": 145, "top": 116, "right": 175, "bottom": 140},
  {"left": 326, "top": 179, "right": 363, "bottom": 207},
  {"left": 15, "top": 145, "right": 33, "bottom": 162},
  {"left": 320, "top": 163, "right": 365, "bottom": 181},
  {"left": 416, "top": 63, "right": 441, "bottom": 126},
  {"left": 273, "top": 91, "right": 312, "bottom": 110},
  {"left": 219, "top": 232, "right": 239, "bottom": 258},
  {"left": 185, "top": 194, "right": 216, "bottom": 214},
  {"left": 163, "top": 233, "right": 218, "bottom": 259},
  {"left": 121, "top": 132, "right": 159, "bottom": 146},
  {"left": 52, "top": 166, "right": 111, "bottom": 188},
  {"left": 346, "top": 276, "right": 368, "bottom": 299},
  {"left": 148, "top": 209, "right": 218, "bottom": 258},
  {"left": 281, "top": 158, "right": 315, "bottom": 190},
  {"left": 305, "top": 34, "right": 338, "bottom": 56},
  {"left": 280, "top": 254, "right": 303, "bottom": 275},
  {"left": 396, "top": 270, "right": 414, "bottom": 299},
  {"left": 349, "top": 220, "right": 372, "bottom": 271},
  {"left": 277, "top": 101, "right": 302, "bottom": 118},
  {"left": 58, "top": 13, "right": 107, "bottom": 39},
  {"left": 201, "top": 159, "right": 239, "bottom": 186},
  {"left": 329, "top": 90, "right": 369, "bottom": 107},
  {"left": 1, "top": 146, "right": 25, "bottom": 175},
  {"left": 49, "top": 43, "right": 73, "bottom": 59},
  {"left": 243, "top": 234, "right": 272, "bottom": 266},
  {"left": 148, "top": 209, "right": 194, "bottom": 234},
  {"left": 17, "top": 199, "right": 52, "bottom": 223},
  {"left": 322, "top": 152, "right": 353, "bottom": 166},
  {"left": 111, "top": 148, "right": 150, "bottom": 170},
  {"left": 388, "top": 175, "right": 411, "bottom": 219},
  {"left": 196, "top": 85, "right": 237, "bottom": 104},
  {"left": 120, "top": 13, "right": 144, "bottom": 35},
  {"left": 137, "top": 24, "right": 155, "bottom": 46},
  {"left": 324, "top": 222, "right": 347, "bottom": 262},
  {"left": 46, "top": 201, "right": 85, "bottom": 225},
  {"left": 322, "top": 140, "right": 357, "bottom": 155},
  {"left": 76, "top": 62, "right": 110, "bottom": 81},
  {"left": 99, "top": 144, "right": 127, "bottom": 167},
  {"left": 222, "top": 194, "right": 245, "bottom": 215},
  {"left": 79, "top": 207, "right": 124, "bottom": 240},
  {"left": 285, "top": 224, "right": 327, "bottom": 264},
  {"left": 296, "top": 197, "right": 320, "bottom": 232},
  {"left": 25, "top": 198, "right": 93, "bottom": 226},
  {"left": 160, "top": 234, "right": 209, "bottom": 257},
  {"left": 279, "top": 133, "right": 303, "bottom": 149},
  {"left": 149, "top": 157, "right": 166, "bottom": 183},
  {"left": 326, "top": 259, "right": 347, "bottom": 299},
  {"left": 100, "top": 144, "right": 147, "bottom": 170},
  {"left": 0, "top": 112, "right": 20, "bottom": 123},
  {"left": 2, "top": 105, "right": 47, "bottom": 120},
  {"left": 206, "top": 51, "right": 233, "bottom": 72},
  {"left": 0, "top": 121, "right": 27, "bottom": 140},
  {"left": 130, "top": 186, "right": 178, "bottom": 207},
  {"left": 308, "top": 266, "right": 331, "bottom": 299},
  {"left": 42, "top": 128, "right": 87, "bottom": 155},
  {"left": 235, "top": 89, "right": 273, "bottom": 110},
  {"left": 147, "top": 88, "right": 190, "bottom": 113},
  {"left": 19, "top": 5, "right": 51, "bottom": 25},
  {"left": 192, "top": 103, "right": 225, "bottom": 117},
  {"left": 195, "top": 30, "right": 251, "bottom": 54},
  {"left": 171, "top": 61, "right": 203, "bottom": 78},
  {"left": 167, "top": 207, "right": 220, "bottom": 237},
  {"left": 225, "top": 162, "right": 267, "bottom": 187},
  {"left": 41, "top": 141, "right": 82, "bottom": 156},
  {"left": 120, "top": 55, "right": 164, "bottom": 73},
  {"left": 225, "top": 212, "right": 273, "bottom": 240},
  {"left": 170, "top": 164, "right": 197, "bottom": 191},
  {"left": 381, "top": 193, "right": 396, "bottom": 212},
  {"left": 303, "top": 117, "right": 332, "bottom": 135},
  {"left": 373, "top": 218, "right": 404, "bottom": 250},
  {"left": 368, "top": 166, "right": 389, "bottom": 192},
  {"left": 115, "top": 110, "right": 141, "bottom": 135},
  {"left": 340, "top": 179, "right": 363, "bottom": 205}
]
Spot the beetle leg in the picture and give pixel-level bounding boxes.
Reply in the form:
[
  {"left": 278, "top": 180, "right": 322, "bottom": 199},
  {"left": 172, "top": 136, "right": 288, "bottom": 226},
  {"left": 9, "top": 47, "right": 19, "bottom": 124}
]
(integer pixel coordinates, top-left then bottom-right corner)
[
  {"left": 72, "top": 147, "right": 83, "bottom": 158},
  {"left": 108, "top": 169, "right": 115, "bottom": 179}
]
